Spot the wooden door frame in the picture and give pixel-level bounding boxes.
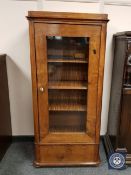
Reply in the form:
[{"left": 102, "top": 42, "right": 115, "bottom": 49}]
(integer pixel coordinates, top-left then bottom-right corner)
[{"left": 34, "top": 22, "right": 102, "bottom": 143}]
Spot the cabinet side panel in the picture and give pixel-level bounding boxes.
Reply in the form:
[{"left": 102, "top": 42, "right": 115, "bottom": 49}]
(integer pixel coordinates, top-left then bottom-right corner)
[
  {"left": 96, "top": 23, "right": 107, "bottom": 143},
  {"left": 29, "top": 21, "right": 39, "bottom": 144},
  {"left": 107, "top": 37, "right": 127, "bottom": 143}
]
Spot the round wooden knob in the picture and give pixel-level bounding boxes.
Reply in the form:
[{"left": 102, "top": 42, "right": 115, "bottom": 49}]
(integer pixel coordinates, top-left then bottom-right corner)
[{"left": 39, "top": 87, "right": 44, "bottom": 92}]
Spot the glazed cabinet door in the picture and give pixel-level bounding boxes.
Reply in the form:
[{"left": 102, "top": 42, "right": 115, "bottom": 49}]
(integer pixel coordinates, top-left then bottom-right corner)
[{"left": 35, "top": 23, "right": 101, "bottom": 143}]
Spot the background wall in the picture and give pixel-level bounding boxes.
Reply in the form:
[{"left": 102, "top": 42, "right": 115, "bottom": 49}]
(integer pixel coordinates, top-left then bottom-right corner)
[
  {"left": 0, "top": 0, "right": 37, "bottom": 135},
  {"left": 0, "top": 0, "right": 131, "bottom": 136}
]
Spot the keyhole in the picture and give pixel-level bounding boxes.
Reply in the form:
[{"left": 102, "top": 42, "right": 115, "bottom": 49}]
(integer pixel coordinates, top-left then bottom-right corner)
[{"left": 93, "top": 49, "right": 96, "bottom": 54}]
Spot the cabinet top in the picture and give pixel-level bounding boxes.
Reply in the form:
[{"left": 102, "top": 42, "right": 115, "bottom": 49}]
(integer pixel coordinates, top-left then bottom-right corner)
[
  {"left": 27, "top": 11, "right": 108, "bottom": 22},
  {"left": 0, "top": 54, "right": 6, "bottom": 57},
  {"left": 114, "top": 31, "right": 131, "bottom": 37}
]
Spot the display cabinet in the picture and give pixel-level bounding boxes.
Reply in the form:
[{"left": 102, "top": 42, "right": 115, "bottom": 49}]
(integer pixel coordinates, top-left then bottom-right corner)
[
  {"left": 104, "top": 31, "right": 131, "bottom": 164},
  {"left": 27, "top": 11, "right": 108, "bottom": 166}
]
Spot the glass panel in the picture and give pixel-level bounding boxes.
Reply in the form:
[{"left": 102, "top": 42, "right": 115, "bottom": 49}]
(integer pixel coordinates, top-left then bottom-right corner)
[
  {"left": 49, "top": 111, "right": 86, "bottom": 132},
  {"left": 47, "top": 36, "right": 88, "bottom": 62},
  {"left": 124, "top": 54, "right": 131, "bottom": 87},
  {"left": 47, "top": 36, "right": 89, "bottom": 132}
]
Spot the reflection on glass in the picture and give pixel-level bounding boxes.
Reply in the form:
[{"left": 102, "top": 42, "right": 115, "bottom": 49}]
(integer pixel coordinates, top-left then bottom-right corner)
[
  {"left": 124, "top": 54, "right": 131, "bottom": 87},
  {"left": 47, "top": 36, "right": 89, "bottom": 62},
  {"left": 49, "top": 111, "right": 86, "bottom": 132},
  {"left": 124, "top": 66, "right": 131, "bottom": 87},
  {"left": 47, "top": 36, "right": 89, "bottom": 132}
]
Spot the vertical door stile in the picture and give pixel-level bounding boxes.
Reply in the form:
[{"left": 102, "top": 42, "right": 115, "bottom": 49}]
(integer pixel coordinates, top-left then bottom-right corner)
[
  {"left": 35, "top": 25, "right": 49, "bottom": 140},
  {"left": 86, "top": 34, "right": 100, "bottom": 139}
]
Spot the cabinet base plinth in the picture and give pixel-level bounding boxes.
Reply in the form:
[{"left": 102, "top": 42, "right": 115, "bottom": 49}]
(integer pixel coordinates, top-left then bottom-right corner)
[
  {"left": 33, "top": 160, "right": 100, "bottom": 167},
  {"left": 34, "top": 143, "right": 100, "bottom": 167}
]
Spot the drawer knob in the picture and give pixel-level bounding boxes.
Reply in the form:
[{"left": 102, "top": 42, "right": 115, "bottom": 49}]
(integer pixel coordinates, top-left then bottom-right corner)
[{"left": 39, "top": 87, "right": 44, "bottom": 92}]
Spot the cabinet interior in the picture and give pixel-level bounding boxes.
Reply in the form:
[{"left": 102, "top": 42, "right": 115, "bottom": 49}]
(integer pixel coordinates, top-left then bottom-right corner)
[{"left": 47, "top": 36, "right": 88, "bottom": 133}]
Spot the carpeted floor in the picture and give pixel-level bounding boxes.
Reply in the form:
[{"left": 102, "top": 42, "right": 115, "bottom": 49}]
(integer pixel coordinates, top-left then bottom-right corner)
[{"left": 0, "top": 142, "right": 131, "bottom": 175}]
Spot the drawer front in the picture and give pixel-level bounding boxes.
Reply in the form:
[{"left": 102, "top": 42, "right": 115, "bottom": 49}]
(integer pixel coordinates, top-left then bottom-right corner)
[{"left": 34, "top": 143, "right": 100, "bottom": 166}]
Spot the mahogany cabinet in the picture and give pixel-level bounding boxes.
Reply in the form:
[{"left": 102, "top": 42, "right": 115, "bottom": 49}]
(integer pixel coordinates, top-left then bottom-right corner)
[
  {"left": 104, "top": 32, "right": 131, "bottom": 164},
  {"left": 27, "top": 11, "right": 108, "bottom": 167},
  {"left": 0, "top": 54, "right": 12, "bottom": 161}
]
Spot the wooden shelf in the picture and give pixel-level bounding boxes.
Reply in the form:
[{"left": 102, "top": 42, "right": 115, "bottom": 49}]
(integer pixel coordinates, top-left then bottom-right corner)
[
  {"left": 49, "top": 104, "right": 87, "bottom": 111},
  {"left": 49, "top": 126, "right": 85, "bottom": 132},
  {"left": 123, "top": 87, "right": 131, "bottom": 95},
  {"left": 123, "top": 84, "right": 131, "bottom": 88},
  {"left": 48, "top": 81, "right": 87, "bottom": 90},
  {"left": 48, "top": 58, "right": 88, "bottom": 64}
]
